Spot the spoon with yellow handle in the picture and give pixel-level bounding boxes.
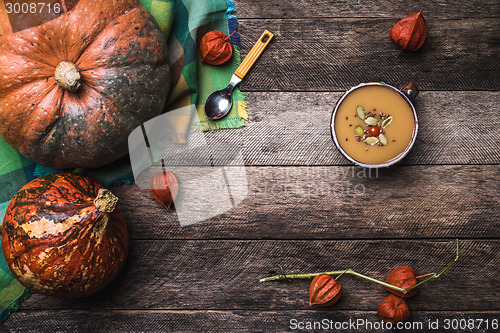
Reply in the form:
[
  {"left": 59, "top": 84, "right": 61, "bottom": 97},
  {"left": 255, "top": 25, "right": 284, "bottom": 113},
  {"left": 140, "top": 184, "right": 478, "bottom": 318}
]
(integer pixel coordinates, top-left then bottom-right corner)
[{"left": 204, "top": 30, "right": 274, "bottom": 120}]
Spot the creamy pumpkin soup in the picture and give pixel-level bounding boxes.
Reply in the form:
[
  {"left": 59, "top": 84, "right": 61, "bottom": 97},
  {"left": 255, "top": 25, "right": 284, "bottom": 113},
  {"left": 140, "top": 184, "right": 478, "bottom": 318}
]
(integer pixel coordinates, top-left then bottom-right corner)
[{"left": 334, "top": 84, "right": 417, "bottom": 166}]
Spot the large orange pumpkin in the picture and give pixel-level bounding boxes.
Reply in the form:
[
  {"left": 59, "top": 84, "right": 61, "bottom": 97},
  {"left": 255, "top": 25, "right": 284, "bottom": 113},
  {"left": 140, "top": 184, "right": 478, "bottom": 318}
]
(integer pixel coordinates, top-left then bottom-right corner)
[
  {"left": 0, "top": 0, "right": 170, "bottom": 168},
  {"left": 1, "top": 172, "right": 129, "bottom": 297}
]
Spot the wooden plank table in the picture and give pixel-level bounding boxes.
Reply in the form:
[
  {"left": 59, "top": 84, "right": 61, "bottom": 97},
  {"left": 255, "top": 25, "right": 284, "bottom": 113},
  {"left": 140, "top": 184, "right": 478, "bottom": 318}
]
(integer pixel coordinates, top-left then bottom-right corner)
[{"left": 4, "top": 0, "right": 499, "bottom": 331}]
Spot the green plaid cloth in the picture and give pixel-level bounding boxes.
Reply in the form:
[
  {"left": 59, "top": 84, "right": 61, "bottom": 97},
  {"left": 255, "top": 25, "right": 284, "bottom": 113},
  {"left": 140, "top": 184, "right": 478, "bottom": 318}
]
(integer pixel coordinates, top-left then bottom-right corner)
[{"left": 0, "top": 0, "right": 245, "bottom": 322}]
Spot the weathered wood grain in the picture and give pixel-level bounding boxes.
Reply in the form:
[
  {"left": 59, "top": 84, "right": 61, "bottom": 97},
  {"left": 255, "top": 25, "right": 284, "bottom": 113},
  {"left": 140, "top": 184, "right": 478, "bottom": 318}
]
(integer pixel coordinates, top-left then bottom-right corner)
[
  {"left": 111, "top": 165, "right": 499, "bottom": 240},
  {"left": 204, "top": 91, "right": 500, "bottom": 165},
  {"left": 7, "top": 0, "right": 499, "bottom": 328},
  {"left": 18, "top": 240, "right": 500, "bottom": 311},
  {"left": 5, "top": 310, "right": 500, "bottom": 333},
  {"left": 236, "top": 19, "right": 500, "bottom": 91},
  {"left": 235, "top": 0, "right": 500, "bottom": 19}
]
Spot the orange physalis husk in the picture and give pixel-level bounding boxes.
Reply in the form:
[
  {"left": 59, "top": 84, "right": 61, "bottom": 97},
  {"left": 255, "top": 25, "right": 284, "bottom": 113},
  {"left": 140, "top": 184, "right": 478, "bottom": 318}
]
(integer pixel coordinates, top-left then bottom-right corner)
[
  {"left": 309, "top": 273, "right": 342, "bottom": 307},
  {"left": 377, "top": 294, "right": 411, "bottom": 324},
  {"left": 385, "top": 266, "right": 418, "bottom": 298},
  {"left": 390, "top": 10, "right": 426, "bottom": 58},
  {"left": 149, "top": 171, "right": 178, "bottom": 209},
  {"left": 200, "top": 30, "right": 235, "bottom": 65}
]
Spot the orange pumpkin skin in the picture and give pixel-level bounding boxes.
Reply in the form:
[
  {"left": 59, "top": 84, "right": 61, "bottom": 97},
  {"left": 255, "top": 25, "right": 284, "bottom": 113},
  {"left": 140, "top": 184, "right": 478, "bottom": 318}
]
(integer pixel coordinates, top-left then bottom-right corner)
[
  {"left": 1, "top": 172, "right": 129, "bottom": 298},
  {"left": 0, "top": 0, "right": 170, "bottom": 168}
]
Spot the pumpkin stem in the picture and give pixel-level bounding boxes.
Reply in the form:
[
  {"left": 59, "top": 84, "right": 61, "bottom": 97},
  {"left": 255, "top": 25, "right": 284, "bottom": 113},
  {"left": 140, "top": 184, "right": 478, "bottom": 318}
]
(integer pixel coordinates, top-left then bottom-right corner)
[
  {"left": 55, "top": 61, "right": 81, "bottom": 92},
  {"left": 94, "top": 188, "right": 118, "bottom": 213}
]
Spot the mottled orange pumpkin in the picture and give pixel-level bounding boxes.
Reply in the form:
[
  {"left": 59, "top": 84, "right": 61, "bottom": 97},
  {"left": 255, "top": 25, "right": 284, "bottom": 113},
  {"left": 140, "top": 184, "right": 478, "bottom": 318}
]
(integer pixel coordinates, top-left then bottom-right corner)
[
  {"left": 1, "top": 172, "right": 129, "bottom": 298},
  {"left": 0, "top": 0, "right": 170, "bottom": 168}
]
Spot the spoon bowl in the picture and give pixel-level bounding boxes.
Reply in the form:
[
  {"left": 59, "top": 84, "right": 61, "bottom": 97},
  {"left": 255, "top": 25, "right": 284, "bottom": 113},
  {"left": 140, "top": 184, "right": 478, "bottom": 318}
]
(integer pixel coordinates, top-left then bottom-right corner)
[{"left": 204, "top": 74, "right": 241, "bottom": 120}]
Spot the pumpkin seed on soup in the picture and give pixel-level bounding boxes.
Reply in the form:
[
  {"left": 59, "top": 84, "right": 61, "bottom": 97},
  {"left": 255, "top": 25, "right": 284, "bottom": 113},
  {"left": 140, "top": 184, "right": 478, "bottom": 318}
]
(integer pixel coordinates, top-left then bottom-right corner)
[
  {"left": 355, "top": 125, "right": 364, "bottom": 137},
  {"left": 356, "top": 106, "right": 365, "bottom": 119},
  {"left": 365, "top": 137, "right": 379, "bottom": 145},
  {"left": 378, "top": 133, "right": 388, "bottom": 145},
  {"left": 382, "top": 116, "right": 393, "bottom": 128},
  {"left": 365, "top": 117, "right": 379, "bottom": 126}
]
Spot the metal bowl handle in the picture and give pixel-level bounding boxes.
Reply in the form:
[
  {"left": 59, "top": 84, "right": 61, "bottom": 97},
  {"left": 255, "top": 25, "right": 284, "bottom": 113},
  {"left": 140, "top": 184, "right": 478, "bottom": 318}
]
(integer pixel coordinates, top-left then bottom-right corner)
[{"left": 400, "top": 82, "right": 419, "bottom": 101}]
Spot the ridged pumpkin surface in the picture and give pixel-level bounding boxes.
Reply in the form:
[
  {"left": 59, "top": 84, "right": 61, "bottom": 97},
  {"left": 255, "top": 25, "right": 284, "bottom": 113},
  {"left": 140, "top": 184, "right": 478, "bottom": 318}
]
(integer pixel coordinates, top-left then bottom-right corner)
[
  {"left": 1, "top": 172, "right": 129, "bottom": 297},
  {"left": 0, "top": 0, "right": 170, "bottom": 168}
]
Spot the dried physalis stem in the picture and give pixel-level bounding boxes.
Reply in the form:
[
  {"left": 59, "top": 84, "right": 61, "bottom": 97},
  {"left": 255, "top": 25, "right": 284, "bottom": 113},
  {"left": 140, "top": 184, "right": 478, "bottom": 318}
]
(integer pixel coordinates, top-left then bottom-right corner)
[
  {"left": 390, "top": 10, "right": 426, "bottom": 58},
  {"left": 260, "top": 240, "right": 459, "bottom": 285}
]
